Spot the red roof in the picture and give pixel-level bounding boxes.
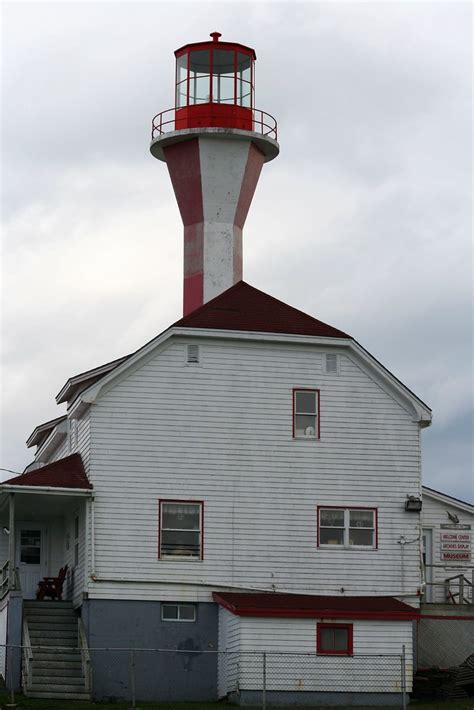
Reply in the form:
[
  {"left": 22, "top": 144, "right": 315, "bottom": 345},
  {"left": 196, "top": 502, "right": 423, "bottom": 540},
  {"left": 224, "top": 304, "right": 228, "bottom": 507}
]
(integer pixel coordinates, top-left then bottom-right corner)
[
  {"left": 1, "top": 454, "right": 92, "bottom": 490},
  {"left": 213, "top": 592, "right": 419, "bottom": 620},
  {"left": 173, "top": 282, "right": 350, "bottom": 339}
]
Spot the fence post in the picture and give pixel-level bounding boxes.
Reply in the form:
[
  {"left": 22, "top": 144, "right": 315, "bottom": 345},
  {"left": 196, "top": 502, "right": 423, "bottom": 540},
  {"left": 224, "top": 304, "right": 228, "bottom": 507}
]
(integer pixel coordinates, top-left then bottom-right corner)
[
  {"left": 129, "top": 648, "right": 136, "bottom": 709},
  {"left": 262, "top": 651, "right": 266, "bottom": 710},
  {"left": 401, "top": 645, "right": 407, "bottom": 710}
]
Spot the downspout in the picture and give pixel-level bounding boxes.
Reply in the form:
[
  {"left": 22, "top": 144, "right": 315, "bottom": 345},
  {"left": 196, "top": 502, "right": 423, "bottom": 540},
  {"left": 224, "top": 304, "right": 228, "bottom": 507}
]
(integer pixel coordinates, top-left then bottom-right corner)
[{"left": 90, "top": 497, "right": 96, "bottom": 577}]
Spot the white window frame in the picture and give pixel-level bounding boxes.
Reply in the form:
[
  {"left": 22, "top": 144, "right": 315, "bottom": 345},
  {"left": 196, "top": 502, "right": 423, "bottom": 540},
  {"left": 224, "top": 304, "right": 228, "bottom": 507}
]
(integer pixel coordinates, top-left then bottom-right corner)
[
  {"left": 161, "top": 603, "right": 197, "bottom": 622},
  {"left": 324, "top": 353, "right": 340, "bottom": 375},
  {"left": 293, "top": 389, "right": 320, "bottom": 439},
  {"left": 159, "top": 500, "right": 203, "bottom": 560},
  {"left": 318, "top": 507, "right": 377, "bottom": 549},
  {"left": 185, "top": 344, "right": 201, "bottom": 366}
]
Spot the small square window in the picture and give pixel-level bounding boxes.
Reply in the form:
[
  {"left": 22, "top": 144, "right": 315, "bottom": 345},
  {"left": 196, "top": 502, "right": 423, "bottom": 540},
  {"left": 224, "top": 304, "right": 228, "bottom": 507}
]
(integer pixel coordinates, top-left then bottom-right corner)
[
  {"left": 161, "top": 603, "right": 196, "bottom": 622},
  {"left": 293, "top": 389, "right": 319, "bottom": 439},
  {"left": 317, "top": 623, "right": 353, "bottom": 655}
]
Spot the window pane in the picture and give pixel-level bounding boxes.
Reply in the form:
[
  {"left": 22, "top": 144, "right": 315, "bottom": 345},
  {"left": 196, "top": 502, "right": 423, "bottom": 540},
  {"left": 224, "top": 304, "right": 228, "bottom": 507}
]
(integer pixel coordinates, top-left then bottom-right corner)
[
  {"left": 237, "top": 52, "right": 251, "bottom": 82},
  {"left": 176, "top": 80, "right": 187, "bottom": 108},
  {"left": 320, "top": 627, "right": 334, "bottom": 651},
  {"left": 349, "top": 529, "right": 373, "bottom": 546},
  {"left": 189, "top": 50, "right": 210, "bottom": 75},
  {"left": 319, "top": 528, "right": 344, "bottom": 545},
  {"left": 179, "top": 604, "right": 196, "bottom": 621},
  {"left": 162, "top": 604, "right": 178, "bottom": 620},
  {"left": 213, "top": 49, "right": 234, "bottom": 76},
  {"left": 212, "top": 75, "right": 234, "bottom": 104},
  {"left": 334, "top": 628, "right": 349, "bottom": 651},
  {"left": 320, "top": 510, "right": 344, "bottom": 527},
  {"left": 176, "top": 54, "right": 187, "bottom": 83},
  {"left": 350, "top": 510, "right": 374, "bottom": 528},
  {"left": 20, "top": 530, "right": 41, "bottom": 564},
  {"left": 162, "top": 504, "right": 200, "bottom": 530},
  {"left": 161, "top": 530, "right": 200, "bottom": 556},
  {"left": 190, "top": 75, "right": 210, "bottom": 104},
  {"left": 295, "top": 391, "right": 316, "bottom": 413},
  {"left": 294, "top": 414, "right": 316, "bottom": 437}
]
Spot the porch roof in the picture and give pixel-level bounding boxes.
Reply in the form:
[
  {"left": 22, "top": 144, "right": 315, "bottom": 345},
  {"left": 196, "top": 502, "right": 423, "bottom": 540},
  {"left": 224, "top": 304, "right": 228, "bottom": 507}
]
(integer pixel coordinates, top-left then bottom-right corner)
[
  {"left": 0, "top": 453, "right": 93, "bottom": 493},
  {"left": 213, "top": 592, "right": 419, "bottom": 620}
]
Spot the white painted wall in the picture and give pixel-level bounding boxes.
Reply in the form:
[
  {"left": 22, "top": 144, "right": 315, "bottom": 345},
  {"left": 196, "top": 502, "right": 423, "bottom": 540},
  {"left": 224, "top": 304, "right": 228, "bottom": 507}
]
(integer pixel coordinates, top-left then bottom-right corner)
[
  {"left": 422, "top": 491, "right": 473, "bottom": 603},
  {"left": 84, "top": 335, "right": 423, "bottom": 603},
  {"left": 218, "top": 612, "right": 413, "bottom": 694}
]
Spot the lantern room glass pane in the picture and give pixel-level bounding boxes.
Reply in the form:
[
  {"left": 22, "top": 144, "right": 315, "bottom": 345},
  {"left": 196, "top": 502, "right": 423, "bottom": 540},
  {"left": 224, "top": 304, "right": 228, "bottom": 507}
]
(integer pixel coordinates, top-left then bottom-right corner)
[
  {"left": 213, "top": 49, "right": 234, "bottom": 76},
  {"left": 176, "top": 80, "right": 187, "bottom": 108},
  {"left": 189, "top": 50, "right": 210, "bottom": 105},
  {"left": 212, "top": 75, "right": 234, "bottom": 103},
  {"left": 176, "top": 54, "right": 187, "bottom": 83}
]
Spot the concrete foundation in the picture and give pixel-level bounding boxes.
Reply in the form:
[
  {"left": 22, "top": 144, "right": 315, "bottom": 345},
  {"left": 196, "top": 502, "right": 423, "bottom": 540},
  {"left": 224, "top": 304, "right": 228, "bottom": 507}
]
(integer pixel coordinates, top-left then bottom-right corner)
[
  {"left": 81, "top": 599, "right": 218, "bottom": 702},
  {"left": 5, "top": 591, "right": 22, "bottom": 692}
]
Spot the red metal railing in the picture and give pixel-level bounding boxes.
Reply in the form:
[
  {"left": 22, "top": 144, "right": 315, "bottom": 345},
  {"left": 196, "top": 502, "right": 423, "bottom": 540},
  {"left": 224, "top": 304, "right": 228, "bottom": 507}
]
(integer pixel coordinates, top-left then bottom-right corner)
[{"left": 151, "top": 107, "right": 277, "bottom": 141}]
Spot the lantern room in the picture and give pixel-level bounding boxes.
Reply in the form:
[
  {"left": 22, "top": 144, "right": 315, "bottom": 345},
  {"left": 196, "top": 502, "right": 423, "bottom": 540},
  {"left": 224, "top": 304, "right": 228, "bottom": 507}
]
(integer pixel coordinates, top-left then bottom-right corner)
[{"left": 174, "top": 32, "right": 255, "bottom": 131}]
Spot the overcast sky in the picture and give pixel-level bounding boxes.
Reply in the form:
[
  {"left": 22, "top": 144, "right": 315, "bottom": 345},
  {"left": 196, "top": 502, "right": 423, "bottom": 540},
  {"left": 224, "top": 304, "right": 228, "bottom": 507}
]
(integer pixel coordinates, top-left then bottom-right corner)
[{"left": 1, "top": 2, "right": 472, "bottom": 501}]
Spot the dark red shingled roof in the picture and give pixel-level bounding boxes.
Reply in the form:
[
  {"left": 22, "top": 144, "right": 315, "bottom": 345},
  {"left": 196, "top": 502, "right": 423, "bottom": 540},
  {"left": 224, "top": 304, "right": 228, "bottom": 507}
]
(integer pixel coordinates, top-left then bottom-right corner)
[
  {"left": 173, "top": 281, "right": 350, "bottom": 338},
  {"left": 213, "top": 592, "right": 419, "bottom": 620},
  {"left": 1, "top": 454, "right": 92, "bottom": 490}
]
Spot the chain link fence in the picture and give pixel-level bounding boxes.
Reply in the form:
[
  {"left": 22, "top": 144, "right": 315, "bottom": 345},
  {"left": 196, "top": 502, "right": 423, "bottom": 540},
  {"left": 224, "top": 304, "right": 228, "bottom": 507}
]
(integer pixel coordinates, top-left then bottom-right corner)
[{"left": 2, "top": 643, "right": 409, "bottom": 708}]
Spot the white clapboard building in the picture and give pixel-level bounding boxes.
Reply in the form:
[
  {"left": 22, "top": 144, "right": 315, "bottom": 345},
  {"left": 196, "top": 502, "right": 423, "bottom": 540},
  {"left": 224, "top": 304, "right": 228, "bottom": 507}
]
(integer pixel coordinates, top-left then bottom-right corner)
[{"left": 0, "top": 32, "right": 442, "bottom": 705}]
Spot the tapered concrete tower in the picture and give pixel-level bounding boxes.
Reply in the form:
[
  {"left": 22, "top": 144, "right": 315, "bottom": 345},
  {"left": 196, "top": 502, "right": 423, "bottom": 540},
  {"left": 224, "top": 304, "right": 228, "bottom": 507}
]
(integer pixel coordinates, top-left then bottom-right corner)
[{"left": 150, "top": 32, "right": 279, "bottom": 315}]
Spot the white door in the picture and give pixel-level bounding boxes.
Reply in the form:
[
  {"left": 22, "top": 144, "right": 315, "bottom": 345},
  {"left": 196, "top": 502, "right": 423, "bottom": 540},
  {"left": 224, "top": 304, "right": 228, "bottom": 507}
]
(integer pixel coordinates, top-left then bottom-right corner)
[
  {"left": 422, "top": 528, "right": 434, "bottom": 603},
  {"left": 16, "top": 524, "right": 47, "bottom": 599}
]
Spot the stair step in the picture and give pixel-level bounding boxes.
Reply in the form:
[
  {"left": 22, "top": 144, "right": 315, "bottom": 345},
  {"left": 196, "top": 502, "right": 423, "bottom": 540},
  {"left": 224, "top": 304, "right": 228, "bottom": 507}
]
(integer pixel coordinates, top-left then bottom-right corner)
[
  {"left": 33, "top": 649, "right": 82, "bottom": 661},
  {"left": 25, "top": 606, "right": 75, "bottom": 616},
  {"left": 27, "top": 690, "right": 90, "bottom": 700},
  {"left": 31, "top": 675, "right": 85, "bottom": 686},
  {"left": 30, "top": 627, "right": 78, "bottom": 639},
  {"left": 30, "top": 637, "right": 77, "bottom": 647},
  {"left": 32, "top": 665, "right": 83, "bottom": 677},
  {"left": 33, "top": 659, "right": 83, "bottom": 671},
  {"left": 28, "top": 618, "right": 77, "bottom": 627}
]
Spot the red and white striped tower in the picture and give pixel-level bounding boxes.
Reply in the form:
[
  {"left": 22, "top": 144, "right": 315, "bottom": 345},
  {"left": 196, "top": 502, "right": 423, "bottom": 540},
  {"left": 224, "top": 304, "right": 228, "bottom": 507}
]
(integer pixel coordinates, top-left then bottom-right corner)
[{"left": 150, "top": 32, "right": 279, "bottom": 315}]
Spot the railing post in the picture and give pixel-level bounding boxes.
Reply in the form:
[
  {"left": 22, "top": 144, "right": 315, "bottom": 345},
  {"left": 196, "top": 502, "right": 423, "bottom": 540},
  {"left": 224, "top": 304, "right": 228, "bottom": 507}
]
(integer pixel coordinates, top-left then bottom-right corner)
[
  {"left": 262, "top": 651, "right": 266, "bottom": 710},
  {"left": 401, "top": 645, "right": 407, "bottom": 710},
  {"left": 459, "top": 575, "right": 464, "bottom": 603}
]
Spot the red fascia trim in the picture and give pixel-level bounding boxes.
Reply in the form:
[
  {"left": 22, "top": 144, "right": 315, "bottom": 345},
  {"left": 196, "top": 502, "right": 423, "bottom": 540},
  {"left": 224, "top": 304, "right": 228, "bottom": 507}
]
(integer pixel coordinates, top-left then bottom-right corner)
[
  {"left": 420, "top": 614, "right": 474, "bottom": 621},
  {"left": 317, "top": 622, "right": 353, "bottom": 655},
  {"left": 292, "top": 388, "right": 320, "bottom": 440},
  {"left": 158, "top": 499, "right": 204, "bottom": 560},
  {"left": 316, "top": 505, "right": 379, "bottom": 550},
  {"left": 175, "top": 42, "right": 256, "bottom": 60}
]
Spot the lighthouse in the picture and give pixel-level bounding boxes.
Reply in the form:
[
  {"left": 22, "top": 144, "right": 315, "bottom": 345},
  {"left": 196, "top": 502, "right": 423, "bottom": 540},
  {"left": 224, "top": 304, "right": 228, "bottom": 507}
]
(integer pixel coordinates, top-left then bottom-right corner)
[{"left": 150, "top": 32, "right": 279, "bottom": 316}]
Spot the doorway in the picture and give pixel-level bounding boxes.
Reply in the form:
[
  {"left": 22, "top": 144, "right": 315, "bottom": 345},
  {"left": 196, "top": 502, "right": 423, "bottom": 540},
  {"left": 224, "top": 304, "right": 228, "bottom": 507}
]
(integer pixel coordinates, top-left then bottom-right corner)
[{"left": 15, "top": 524, "right": 47, "bottom": 599}]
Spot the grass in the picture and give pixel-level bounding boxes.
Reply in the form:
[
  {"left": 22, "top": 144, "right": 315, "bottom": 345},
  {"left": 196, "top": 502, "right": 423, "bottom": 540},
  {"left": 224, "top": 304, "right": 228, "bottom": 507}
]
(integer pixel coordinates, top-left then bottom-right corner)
[{"left": 0, "top": 692, "right": 473, "bottom": 710}]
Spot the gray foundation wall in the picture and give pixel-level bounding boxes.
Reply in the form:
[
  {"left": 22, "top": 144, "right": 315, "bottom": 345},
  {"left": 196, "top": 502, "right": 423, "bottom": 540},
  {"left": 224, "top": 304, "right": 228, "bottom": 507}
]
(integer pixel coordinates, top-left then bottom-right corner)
[
  {"left": 81, "top": 599, "right": 218, "bottom": 702},
  {"left": 5, "top": 592, "right": 22, "bottom": 692}
]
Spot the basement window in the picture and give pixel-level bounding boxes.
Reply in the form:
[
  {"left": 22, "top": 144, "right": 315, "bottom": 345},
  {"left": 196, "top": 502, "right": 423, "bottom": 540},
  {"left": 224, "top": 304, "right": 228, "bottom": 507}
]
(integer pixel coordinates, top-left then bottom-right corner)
[
  {"left": 317, "top": 623, "right": 353, "bottom": 655},
  {"left": 161, "top": 603, "right": 196, "bottom": 622}
]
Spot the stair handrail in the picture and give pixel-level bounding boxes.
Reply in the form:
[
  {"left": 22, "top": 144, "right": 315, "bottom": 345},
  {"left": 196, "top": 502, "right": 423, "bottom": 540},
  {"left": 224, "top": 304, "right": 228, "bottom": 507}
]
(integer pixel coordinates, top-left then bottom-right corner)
[
  {"left": 0, "top": 561, "right": 9, "bottom": 599},
  {"left": 78, "top": 615, "right": 92, "bottom": 694},
  {"left": 445, "top": 572, "right": 473, "bottom": 604},
  {"left": 22, "top": 614, "right": 33, "bottom": 693}
]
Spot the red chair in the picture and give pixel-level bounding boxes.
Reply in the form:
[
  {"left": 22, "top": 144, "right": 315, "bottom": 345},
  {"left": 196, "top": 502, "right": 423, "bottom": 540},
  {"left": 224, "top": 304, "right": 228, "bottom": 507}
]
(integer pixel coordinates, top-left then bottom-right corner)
[{"left": 36, "top": 565, "right": 68, "bottom": 600}]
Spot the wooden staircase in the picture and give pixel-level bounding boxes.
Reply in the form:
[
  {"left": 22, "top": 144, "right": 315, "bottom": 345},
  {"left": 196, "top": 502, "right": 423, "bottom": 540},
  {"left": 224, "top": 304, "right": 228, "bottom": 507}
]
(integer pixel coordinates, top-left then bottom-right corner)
[{"left": 23, "top": 601, "right": 90, "bottom": 700}]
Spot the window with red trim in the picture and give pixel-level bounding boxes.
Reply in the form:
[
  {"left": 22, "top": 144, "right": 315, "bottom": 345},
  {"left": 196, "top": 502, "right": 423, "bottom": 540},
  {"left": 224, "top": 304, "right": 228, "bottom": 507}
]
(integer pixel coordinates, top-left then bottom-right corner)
[
  {"left": 318, "top": 507, "right": 377, "bottom": 548},
  {"left": 317, "top": 623, "right": 353, "bottom": 655},
  {"left": 293, "top": 389, "right": 319, "bottom": 439},
  {"left": 159, "top": 501, "right": 203, "bottom": 559}
]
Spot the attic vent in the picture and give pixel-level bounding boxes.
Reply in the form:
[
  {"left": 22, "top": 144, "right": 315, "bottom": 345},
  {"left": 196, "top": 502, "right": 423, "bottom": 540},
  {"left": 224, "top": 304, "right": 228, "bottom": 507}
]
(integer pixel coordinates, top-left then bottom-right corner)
[
  {"left": 325, "top": 354, "right": 338, "bottom": 374},
  {"left": 187, "top": 344, "right": 200, "bottom": 364}
]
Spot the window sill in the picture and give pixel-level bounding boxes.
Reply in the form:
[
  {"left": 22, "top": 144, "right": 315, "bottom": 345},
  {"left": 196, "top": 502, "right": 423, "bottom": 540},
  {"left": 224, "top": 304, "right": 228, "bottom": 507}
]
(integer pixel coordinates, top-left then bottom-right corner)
[
  {"left": 159, "top": 556, "right": 203, "bottom": 561},
  {"left": 318, "top": 545, "right": 377, "bottom": 551}
]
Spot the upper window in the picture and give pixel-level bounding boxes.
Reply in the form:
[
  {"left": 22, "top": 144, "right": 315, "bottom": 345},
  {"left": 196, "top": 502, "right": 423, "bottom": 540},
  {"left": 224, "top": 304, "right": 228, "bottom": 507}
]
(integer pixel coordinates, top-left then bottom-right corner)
[
  {"left": 318, "top": 507, "right": 377, "bottom": 549},
  {"left": 293, "top": 389, "right": 320, "bottom": 439},
  {"left": 159, "top": 501, "right": 203, "bottom": 559},
  {"left": 186, "top": 344, "right": 200, "bottom": 364},
  {"left": 317, "top": 623, "right": 353, "bottom": 655}
]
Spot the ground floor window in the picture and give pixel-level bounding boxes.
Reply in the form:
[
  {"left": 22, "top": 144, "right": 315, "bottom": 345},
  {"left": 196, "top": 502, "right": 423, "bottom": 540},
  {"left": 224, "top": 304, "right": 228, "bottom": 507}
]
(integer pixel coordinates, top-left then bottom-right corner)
[{"left": 317, "top": 623, "right": 353, "bottom": 655}]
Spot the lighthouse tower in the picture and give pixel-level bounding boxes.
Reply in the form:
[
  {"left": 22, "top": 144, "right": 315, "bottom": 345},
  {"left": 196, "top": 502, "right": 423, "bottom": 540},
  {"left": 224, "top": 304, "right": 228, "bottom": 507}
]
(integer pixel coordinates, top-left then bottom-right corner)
[{"left": 150, "top": 32, "right": 279, "bottom": 316}]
